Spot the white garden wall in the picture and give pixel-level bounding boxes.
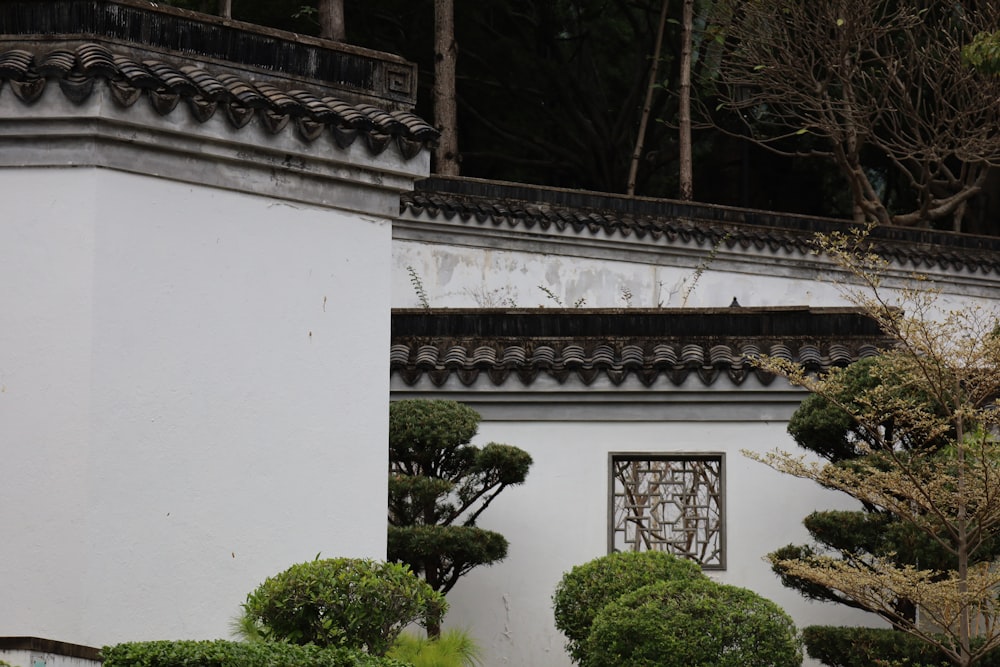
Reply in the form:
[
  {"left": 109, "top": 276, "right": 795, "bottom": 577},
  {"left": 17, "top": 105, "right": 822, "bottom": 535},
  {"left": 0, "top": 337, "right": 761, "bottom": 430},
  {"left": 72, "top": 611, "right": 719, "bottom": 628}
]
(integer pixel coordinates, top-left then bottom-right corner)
[
  {"left": 0, "top": 2, "right": 431, "bottom": 647},
  {"left": 390, "top": 180, "right": 1000, "bottom": 666},
  {"left": 439, "top": 419, "right": 875, "bottom": 667},
  {"left": 0, "top": 167, "right": 392, "bottom": 645}
]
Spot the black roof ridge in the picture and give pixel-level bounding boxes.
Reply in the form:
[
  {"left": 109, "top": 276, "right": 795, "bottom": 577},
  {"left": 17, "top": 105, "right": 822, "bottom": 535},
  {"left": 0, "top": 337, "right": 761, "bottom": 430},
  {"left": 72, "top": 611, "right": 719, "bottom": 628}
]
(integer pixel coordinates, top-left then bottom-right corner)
[{"left": 391, "top": 307, "right": 886, "bottom": 339}]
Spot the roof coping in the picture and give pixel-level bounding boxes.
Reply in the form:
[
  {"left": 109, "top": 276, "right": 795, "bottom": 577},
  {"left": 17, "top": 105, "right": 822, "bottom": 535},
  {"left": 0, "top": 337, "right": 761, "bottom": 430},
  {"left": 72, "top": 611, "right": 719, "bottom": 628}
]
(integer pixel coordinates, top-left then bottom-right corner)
[
  {"left": 392, "top": 306, "right": 885, "bottom": 340},
  {"left": 390, "top": 307, "right": 892, "bottom": 388},
  {"left": 0, "top": 0, "right": 419, "bottom": 109},
  {"left": 407, "top": 176, "right": 1000, "bottom": 260}
]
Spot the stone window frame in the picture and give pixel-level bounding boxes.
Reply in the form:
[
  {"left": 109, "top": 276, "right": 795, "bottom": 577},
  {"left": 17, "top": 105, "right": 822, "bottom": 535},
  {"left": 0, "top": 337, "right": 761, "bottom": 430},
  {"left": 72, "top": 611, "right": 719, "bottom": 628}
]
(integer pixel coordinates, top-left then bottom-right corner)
[{"left": 608, "top": 451, "right": 726, "bottom": 570}]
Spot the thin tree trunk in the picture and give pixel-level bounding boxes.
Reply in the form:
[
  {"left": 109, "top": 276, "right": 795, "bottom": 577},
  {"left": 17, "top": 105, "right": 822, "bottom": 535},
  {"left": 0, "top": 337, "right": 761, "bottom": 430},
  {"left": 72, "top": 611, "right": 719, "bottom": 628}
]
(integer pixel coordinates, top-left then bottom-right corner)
[
  {"left": 678, "top": 0, "right": 694, "bottom": 200},
  {"left": 217, "top": 0, "right": 231, "bottom": 18},
  {"left": 434, "top": 0, "right": 460, "bottom": 176},
  {"left": 318, "top": 0, "right": 345, "bottom": 42},
  {"left": 425, "top": 553, "right": 442, "bottom": 638},
  {"left": 956, "top": 410, "right": 970, "bottom": 666},
  {"left": 627, "top": 0, "right": 669, "bottom": 196}
]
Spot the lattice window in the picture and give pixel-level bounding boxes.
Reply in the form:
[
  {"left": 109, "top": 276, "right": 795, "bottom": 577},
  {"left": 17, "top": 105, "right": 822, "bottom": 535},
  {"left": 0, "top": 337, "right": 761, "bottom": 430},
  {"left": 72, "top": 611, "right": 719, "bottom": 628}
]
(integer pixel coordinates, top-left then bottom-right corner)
[{"left": 609, "top": 453, "right": 725, "bottom": 568}]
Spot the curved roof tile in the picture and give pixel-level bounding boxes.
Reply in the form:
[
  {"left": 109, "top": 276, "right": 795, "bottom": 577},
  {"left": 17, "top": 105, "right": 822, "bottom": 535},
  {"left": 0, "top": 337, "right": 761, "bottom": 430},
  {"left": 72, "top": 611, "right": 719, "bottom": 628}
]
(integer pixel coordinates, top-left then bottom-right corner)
[
  {"left": 391, "top": 308, "right": 892, "bottom": 388},
  {"left": 400, "top": 178, "right": 1000, "bottom": 273},
  {"left": 0, "top": 43, "right": 437, "bottom": 158}
]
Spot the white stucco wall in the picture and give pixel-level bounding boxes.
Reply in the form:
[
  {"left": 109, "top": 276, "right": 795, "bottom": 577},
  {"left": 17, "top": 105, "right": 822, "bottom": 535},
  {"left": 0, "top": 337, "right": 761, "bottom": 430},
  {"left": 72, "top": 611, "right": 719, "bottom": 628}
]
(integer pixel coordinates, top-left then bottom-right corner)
[
  {"left": 393, "top": 240, "right": 846, "bottom": 309},
  {"left": 0, "top": 167, "right": 391, "bottom": 646},
  {"left": 426, "top": 418, "right": 883, "bottom": 667},
  {"left": 392, "top": 213, "right": 1000, "bottom": 311}
]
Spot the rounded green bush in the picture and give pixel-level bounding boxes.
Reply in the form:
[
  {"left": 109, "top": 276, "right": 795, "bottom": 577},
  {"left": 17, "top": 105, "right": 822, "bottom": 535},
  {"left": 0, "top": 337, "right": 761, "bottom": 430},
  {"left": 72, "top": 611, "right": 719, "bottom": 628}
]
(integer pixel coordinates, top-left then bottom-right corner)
[
  {"left": 552, "top": 551, "right": 706, "bottom": 664},
  {"left": 240, "top": 558, "right": 446, "bottom": 656},
  {"left": 584, "top": 578, "right": 802, "bottom": 667}
]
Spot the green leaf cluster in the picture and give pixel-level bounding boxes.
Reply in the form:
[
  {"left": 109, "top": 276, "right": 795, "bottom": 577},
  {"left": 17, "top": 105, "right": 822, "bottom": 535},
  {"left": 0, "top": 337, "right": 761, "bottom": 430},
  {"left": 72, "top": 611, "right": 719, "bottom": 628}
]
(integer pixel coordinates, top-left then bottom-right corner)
[
  {"left": 100, "top": 640, "right": 406, "bottom": 667},
  {"left": 551, "top": 550, "right": 705, "bottom": 665},
  {"left": 239, "top": 558, "right": 446, "bottom": 656},
  {"left": 388, "top": 400, "right": 532, "bottom": 596},
  {"left": 388, "top": 525, "right": 508, "bottom": 592},
  {"left": 786, "top": 358, "right": 882, "bottom": 462},
  {"left": 583, "top": 579, "right": 802, "bottom": 667},
  {"left": 963, "top": 31, "right": 1000, "bottom": 75}
]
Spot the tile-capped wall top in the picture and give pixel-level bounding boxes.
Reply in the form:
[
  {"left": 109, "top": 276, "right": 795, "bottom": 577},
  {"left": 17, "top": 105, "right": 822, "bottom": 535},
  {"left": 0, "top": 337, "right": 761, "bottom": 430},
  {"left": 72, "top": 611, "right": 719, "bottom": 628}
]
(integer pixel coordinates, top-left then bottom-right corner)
[
  {"left": 0, "top": 43, "right": 438, "bottom": 159},
  {"left": 390, "top": 308, "right": 892, "bottom": 388},
  {"left": 401, "top": 177, "right": 1000, "bottom": 273}
]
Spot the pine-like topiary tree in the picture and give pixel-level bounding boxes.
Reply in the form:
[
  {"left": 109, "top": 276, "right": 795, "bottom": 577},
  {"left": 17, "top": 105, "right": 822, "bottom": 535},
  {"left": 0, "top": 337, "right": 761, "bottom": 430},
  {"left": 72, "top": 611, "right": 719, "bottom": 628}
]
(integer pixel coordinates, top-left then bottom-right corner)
[
  {"left": 773, "top": 357, "right": 1000, "bottom": 623},
  {"left": 750, "top": 230, "right": 1000, "bottom": 666},
  {"left": 388, "top": 399, "right": 532, "bottom": 635}
]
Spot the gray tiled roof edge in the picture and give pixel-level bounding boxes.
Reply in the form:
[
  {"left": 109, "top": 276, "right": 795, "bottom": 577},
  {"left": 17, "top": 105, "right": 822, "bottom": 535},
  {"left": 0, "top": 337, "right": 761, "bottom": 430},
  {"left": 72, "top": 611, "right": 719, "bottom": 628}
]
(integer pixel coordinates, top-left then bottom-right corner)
[
  {"left": 390, "top": 307, "right": 893, "bottom": 388},
  {"left": 0, "top": 43, "right": 438, "bottom": 159},
  {"left": 402, "top": 177, "right": 1000, "bottom": 273}
]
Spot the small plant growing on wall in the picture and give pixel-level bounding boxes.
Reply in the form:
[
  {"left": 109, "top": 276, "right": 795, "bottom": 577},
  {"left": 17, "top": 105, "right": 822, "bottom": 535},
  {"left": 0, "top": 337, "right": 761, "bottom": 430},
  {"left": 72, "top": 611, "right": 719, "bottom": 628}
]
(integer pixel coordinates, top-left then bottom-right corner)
[{"left": 388, "top": 399, "right": 532, "bottom": 635}]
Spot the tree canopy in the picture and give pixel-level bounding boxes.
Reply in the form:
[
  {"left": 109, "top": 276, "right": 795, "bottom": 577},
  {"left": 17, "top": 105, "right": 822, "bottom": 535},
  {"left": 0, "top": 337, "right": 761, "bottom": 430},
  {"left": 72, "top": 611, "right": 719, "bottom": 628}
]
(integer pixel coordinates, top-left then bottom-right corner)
[
  {"left": 387, "top": 400, "right": 532, "bottom": 634},
  {"left": 749, "top": 229, "right": 1000, "bottom": 666},
  {"left": 712, "top": 0, "right": 1000, "bottom": 232},
  {"left": 772, "top": 355, "right": 1000, "bottom": 631}
]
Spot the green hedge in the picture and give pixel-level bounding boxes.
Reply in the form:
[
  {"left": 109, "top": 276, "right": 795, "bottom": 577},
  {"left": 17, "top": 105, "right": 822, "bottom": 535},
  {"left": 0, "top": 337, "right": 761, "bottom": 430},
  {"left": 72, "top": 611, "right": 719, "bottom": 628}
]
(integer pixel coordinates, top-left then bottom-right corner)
[
  {"left": 101, "top": 640, "right": 409, "bottom": 667},
  {"left": 584, "top": 579, "right": 802, "bottom": 667},
  {"left": 240, "top": 558, "right": 444, "bottom": 655},
  {"left": 552, "top": 551, "right": 706, "bottom": 665},
  {"left": 804, "top": 626, "right": 1000, "bottom": 667}
]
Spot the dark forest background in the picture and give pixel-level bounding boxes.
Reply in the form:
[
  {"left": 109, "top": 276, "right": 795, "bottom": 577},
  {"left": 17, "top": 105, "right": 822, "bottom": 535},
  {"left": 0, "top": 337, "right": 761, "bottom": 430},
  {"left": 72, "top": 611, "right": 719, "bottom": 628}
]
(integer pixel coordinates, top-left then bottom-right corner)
[{"left": 164, "top": 0, "right": 1000, "bottom": 234}]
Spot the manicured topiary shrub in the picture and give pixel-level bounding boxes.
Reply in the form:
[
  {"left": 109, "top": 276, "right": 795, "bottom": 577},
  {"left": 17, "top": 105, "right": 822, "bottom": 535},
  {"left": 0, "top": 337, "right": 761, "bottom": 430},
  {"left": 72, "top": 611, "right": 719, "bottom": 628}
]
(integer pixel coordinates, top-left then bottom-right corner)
[
  {"left": 584, "top": 578, "right": 802, "bottom": 667},
  {"left": 101, "top": 640, "right": 405, "bottom": 667},
  {"left": 388, "top": 399, "right": 533, "bottom": 612},
  {"left": 552, "top": 551, "right": 705, "bottom": 664},
  {"left": 803, "top": 626, "right": 1000, "bottom": 667},
  {"left": 239, "top": 558, "right": 446, "bottom": 656}
]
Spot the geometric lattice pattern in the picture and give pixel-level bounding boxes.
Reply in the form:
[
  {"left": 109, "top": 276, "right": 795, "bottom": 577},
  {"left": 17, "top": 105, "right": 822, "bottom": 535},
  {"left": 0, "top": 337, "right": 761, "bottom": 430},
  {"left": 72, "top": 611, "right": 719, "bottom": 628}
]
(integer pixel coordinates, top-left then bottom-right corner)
[{"left": 610, "top": 454, "right": 724, "bottom": 568}]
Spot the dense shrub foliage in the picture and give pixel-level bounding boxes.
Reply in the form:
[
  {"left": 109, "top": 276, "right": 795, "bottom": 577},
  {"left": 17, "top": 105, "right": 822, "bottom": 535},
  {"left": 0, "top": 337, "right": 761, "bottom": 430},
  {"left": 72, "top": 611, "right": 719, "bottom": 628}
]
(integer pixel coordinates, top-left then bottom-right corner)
[
  {"left": 584, "top": 578, "right": 801, "bottom": 667},
  {"left": 552, "top": 551, "right": 705, "bottom": 664},
  {"left": 101, "top": 640, "right": 405, "bottom": 667},
  {"left": 803, "top": 626, "right": 1000, "bottom": 667},
  {"left": 240, "top": 558, "right": 445, "bottom": 655}
]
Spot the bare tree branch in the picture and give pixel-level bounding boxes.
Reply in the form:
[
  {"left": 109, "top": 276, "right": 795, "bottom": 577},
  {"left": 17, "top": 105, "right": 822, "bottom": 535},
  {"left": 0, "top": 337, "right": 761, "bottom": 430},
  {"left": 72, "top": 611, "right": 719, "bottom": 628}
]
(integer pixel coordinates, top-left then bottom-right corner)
[{"left": 712, "top": 0, "right": 1000, "bottom": 230}]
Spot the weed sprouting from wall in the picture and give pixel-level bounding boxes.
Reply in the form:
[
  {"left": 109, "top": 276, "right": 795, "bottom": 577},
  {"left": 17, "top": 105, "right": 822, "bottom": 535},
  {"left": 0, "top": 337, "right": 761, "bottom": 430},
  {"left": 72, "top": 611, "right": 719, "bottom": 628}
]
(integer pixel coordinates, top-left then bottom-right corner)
[
  {"left": 538, "top": 285, "right": 586, "bottom": 307},
  {"left": 680, "top": 234, "right": 730, "bottom": 307},
  {"left": 538, "top": 285, "right": 562, "bottom": 306},
  {"left": 463, "top": 285, "right": 518, "bottom": 308},
  {"left": 407, "top": 266, "right": 430, "bottom": 309}
]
